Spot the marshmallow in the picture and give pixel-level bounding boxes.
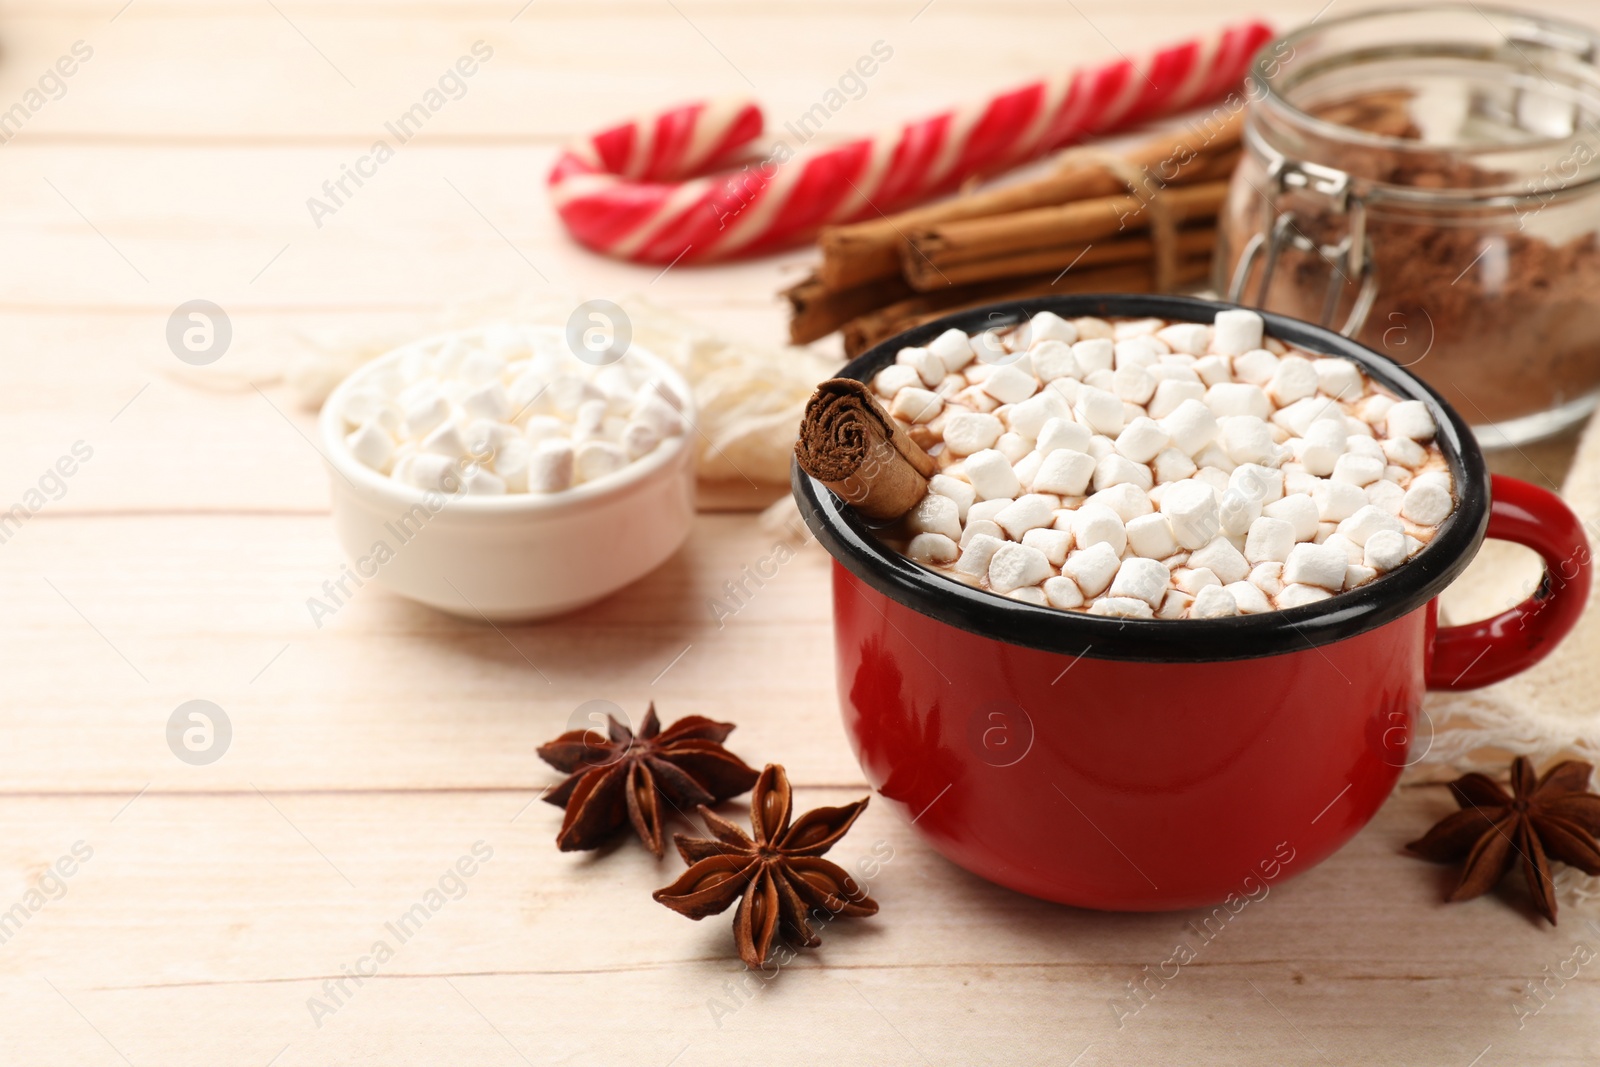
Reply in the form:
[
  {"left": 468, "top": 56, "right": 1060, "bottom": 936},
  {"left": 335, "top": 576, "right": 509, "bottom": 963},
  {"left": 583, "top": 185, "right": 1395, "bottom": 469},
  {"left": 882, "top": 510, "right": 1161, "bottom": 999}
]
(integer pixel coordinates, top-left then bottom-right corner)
[
  {"left": 1190, "top": 536, "right": 1249, "bottom": 585},
  {"left": 462, "top": 380, "right": 513, "bottom": 423},
  {"left": 876, "top": 363, "right": 923, "bottom": 398},
  {"left": 1147, "top": 379, "right": 1207, "bottom": 420},
  {"left": 954, "top": 533, "right": 1005, "bottom": 577},
  {"left": 1089, "top": 596, "right": 1155, "bottom": 618},
  {"left": 1120, "top": 512, "right": 1177, "bottom": 559},
  {"left": 1075, "top": 385, "right": 1124, "bottom": 436},
  {"left": 1212, "top": 309, "right": 1265, "bottom": 356},
  {"left": 403, "top": 393, "right": 451, "bottom": 438},
  {"left": 1226, "top": 581, "right": 1272, "bottom": 614},
  {"left": 1366, "top": 478, "right": 1405, "bottom": 516},
  {"left": 1219, "top": 416, "right": 1278, "bottom": 466},
  {"left": 1244, "top": 516, "right": 1296, "bottom": 564},
  {"left": 1205, "top": 382, "right": 1272, "bottom": 420},
  {"left": 1218, "top": 488, "right": 1262, "bottom": 537},
  {"left": 1028, "top": 311, "right": 1078, "bottom": 346},
  {"left": 1072, "top": 504, "right": 1127, "bottom": 555},
  {"left": 1337, "top": 504, "right": 1405, "bottom": 547},
  {"left": 1159, "top": 398, "right": 1222, "bottom": 457},
  {"left": 1022, "top": 527, "right": 1073, "bottom": 566},
  {"left": 1093, "top": 454, "right": 1154, "bottom": 493},
  {"left": 527, "top": 440, "right": 575, "bottom": 493},
  {"left": 1089, "top": 482, "right": 1154, "bottom": 522},
  {"left": 1152, "top": 447, "right": 1198, "bottom": 484},
  {"left": 1190, "top": 584, "right": 1239, "bottom": 618},
  {"left": 1267, "top": 355, "right": 1319, "bottom": 405},
  {"left": 1345, "top": 564, "right": 1378, "bottom": 589},
  {"left": 1194, "top": 354, "right": 1233, "bottom": 386},
  {"left": 1029, "top": 340, "right": 1078, "bottom": 383},
  {"left": 908, "top": 492, "right": 963, "bottom": 542},
  {"left": 890, "top": 388, "right": 943, "bottom": 424},
  {"left": 1110, "top": 557, "right": 1171, "bottom": 607},
  {"left": 1402, "top": 482, "right": 1453, "bottom": 526},
  {"left": 574, "top": 440, "right": 627, "bottom": 483},
  {"left": 943, "top": 412, "right": 1005, "bottom": 455},
  {"left": 346, "top": 421, "right": 395, "bottom": 471},
  {"left": 970, "top": 330, "right": 1012, "bottom": 367},
  {"left": 928, "top": 474, "right": 977, "bottom": 522},
  {"left": 1157, "top": 589, "right": 1195, "bottom": 618},
  {"left": 1322, "top": 532, "right": 1363, "bottom": 563},
  {"left": 460, "top": 464, "right": 507, "bottom": 495},
  {"left": 897, "top": 346, "right": 947, "bottom": 387},
  {"left": 1332, "top": 453, "right": 1384, "bottom": 487},
  {"left": 960, "top": 519, "right": 1004, "bottom": 549},
  {"left": 1312, "top": 479, "right": 1368, "bottom": 522},
  {"left": 1363, "top": 529, "right": 1408, "bottom": 571},
  {"left": 929, "top": 328, "right": 978, "bottom": 372},
  {"left": 1044, "top": 576, "right": 1085, "bottom": 609},
  {"left": 1161, "top": 480, "right": 1220, "bottom": 550},
  {"left": 1036, "top": 417, "right": 1093, "bottom": 456},
  {"left": 1114, "top": 338, "right": 1164, "bottom": 369},
  {"left": 1112, "top": 366, "right": 1157, "bottom": 404},
  {"left": 1232, "top": 348, "right": 1280, "bottom": 385},
  {"left": 1229, "top": 464, "right": 1284, "bottom": 504},
  {"left": 963, "top": 449, "right": 1023, "bottom": 500},
  {"left": 1064, "top": 542, "right": 1122, "bottom": 596},
  {"left": 1385, "top": 400, "right": 1437, "bottom": 440},
  {"left": 1264, "top": 493, "right": 1320, "bottom": 541},
  {"left": 1283, "top": 541, "right": 1349, "bottom": 590},
  {"left": 995, "top": 432, "right": 1031, "bottom": 463},
  {"left": 1032, "top": 449, "right": 1096, "bottom": 496},
  {"left": 1157, "top": 323, "right": 1211, "bottom": 356},
  {"left": 1382, "top": 436, "right": 1428, "bottom": 469},
  {"left": 422, "top": 421, "right": 470, "bottom": 459},
  {"left": 1314, "top": 358, "right": 1363, "bottom": 400},
  {"left": 1274, "top": 396, "right": 1343, "bottom": 438},
  {"left": 1249, "top": 561, "right": 1285, "bottom": 597},
  {"left": 981, "top": 363, "right": 1039, "bottom": 404},
  {"left": 1072, "top": 338, "right": 1115, "bottom": 374},
  {"left": 993, "top": 495, "right": 1057, "bottom": 540},
  {"left": 988, "top": 542, "right": 1054, "bottom": 594},
  {"left": 1176, "top": 567, "right": 1222, "bottom": 594},
  {"left": 1115, "top": 417, "right": 1169, "bottom": 463},
  {"left": 1007, "top": 586, "right": 1048, "bottom": 605},
  {"left": 1278, "top": 583, "right": 1332, "bottom": 609},
  {"left": 1006, "top": 390, "right": 1072, "bottom": 441}
]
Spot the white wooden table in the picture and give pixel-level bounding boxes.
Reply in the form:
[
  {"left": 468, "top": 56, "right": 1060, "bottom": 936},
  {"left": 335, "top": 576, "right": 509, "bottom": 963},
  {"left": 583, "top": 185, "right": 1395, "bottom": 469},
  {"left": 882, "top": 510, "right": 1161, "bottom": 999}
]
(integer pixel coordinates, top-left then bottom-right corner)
[{"left": 3, "top": 1, "right": 1597, "bottom": 1063}]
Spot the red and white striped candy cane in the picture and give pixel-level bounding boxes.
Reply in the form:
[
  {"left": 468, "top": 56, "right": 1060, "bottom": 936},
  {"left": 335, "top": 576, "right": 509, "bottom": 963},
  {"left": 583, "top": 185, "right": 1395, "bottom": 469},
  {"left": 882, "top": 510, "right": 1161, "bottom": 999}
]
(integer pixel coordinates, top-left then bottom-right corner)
[{"left": 549, "top": 21, "right": 1274, "bottom": 264}]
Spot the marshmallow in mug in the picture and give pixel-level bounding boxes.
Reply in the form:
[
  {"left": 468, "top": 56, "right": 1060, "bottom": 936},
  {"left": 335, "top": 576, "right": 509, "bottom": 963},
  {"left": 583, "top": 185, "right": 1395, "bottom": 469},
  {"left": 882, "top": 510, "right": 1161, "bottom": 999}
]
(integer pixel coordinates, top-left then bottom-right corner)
[
  {"left": 879, "top": 310, "right": 1457, "bottom": 619},
  {"left": 336, "top": 324, "right": 687, "bottom": 495}
]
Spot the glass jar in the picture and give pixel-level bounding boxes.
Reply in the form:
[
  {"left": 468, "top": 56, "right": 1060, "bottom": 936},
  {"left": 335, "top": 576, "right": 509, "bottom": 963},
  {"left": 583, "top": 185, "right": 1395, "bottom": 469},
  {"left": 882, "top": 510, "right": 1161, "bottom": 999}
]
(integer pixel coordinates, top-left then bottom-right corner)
[{"left": 1217, "top": 4, "right": 1600, "bottom": 446}]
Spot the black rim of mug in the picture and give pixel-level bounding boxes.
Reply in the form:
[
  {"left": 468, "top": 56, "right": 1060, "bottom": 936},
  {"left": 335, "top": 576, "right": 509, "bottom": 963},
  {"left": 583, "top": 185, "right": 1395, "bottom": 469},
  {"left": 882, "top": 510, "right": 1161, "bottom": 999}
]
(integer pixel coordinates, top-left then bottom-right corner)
[{"left": 791, "top": 293, "right": 1491, "bottom": 663}]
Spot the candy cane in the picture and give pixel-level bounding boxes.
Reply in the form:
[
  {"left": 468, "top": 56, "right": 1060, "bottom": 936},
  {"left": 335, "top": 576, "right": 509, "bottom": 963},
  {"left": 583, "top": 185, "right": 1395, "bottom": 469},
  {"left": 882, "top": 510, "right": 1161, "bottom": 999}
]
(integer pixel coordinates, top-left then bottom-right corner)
[{"left": 549, "top": 21, "right": 1274, "bottom": 264}]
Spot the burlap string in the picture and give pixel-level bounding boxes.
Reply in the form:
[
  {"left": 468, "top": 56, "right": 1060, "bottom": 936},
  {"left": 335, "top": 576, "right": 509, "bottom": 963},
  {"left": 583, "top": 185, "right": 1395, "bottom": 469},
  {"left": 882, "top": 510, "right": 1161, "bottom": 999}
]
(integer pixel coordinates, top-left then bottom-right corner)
[{"left": 1053, "top": 147, "right": 1180, "bottom": 293}]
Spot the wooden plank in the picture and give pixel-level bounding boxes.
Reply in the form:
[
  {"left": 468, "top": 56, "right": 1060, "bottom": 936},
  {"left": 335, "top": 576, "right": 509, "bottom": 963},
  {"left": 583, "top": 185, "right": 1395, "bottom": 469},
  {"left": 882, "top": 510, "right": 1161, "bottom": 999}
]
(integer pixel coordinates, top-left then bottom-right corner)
[{"left": 0, "top": 787, "right": 1595, "bottom": 1063}]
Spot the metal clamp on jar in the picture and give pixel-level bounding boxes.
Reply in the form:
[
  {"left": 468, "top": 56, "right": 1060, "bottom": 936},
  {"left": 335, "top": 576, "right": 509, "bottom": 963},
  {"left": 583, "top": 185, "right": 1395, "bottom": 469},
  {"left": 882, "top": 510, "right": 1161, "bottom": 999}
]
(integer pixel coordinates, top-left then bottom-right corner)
[{"left": 1217, "top": 4, "right": 1600, "bottom": 446}]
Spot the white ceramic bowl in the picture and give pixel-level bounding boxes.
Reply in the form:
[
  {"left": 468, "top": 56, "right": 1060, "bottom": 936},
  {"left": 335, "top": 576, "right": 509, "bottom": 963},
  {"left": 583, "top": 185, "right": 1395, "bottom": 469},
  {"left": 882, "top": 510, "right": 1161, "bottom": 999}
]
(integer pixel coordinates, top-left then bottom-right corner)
[{"left": 317, "top": 325, "right": 697, "bottom": 620}]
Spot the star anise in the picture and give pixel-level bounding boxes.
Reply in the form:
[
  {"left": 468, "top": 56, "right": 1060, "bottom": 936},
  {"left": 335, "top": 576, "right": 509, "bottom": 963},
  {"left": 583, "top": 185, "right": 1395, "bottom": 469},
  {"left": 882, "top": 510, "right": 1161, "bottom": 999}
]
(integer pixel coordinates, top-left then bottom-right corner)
[
  {"left": 538, "top": 703, "right": 759, "bottom": 856},
  {"left": 1407, "top": 756, "right": 1600, "bottom": 924},
  {"left": 653, "top": 764, "right": 878, "bottom": 969}
]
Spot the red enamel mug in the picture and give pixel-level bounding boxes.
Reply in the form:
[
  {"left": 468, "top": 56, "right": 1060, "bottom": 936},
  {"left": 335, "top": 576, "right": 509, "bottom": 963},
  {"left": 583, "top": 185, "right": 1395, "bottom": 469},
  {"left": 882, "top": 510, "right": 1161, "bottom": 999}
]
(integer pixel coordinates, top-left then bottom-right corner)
[{"left": 792, "top": 294, "right": 1592, "bottom": 911}]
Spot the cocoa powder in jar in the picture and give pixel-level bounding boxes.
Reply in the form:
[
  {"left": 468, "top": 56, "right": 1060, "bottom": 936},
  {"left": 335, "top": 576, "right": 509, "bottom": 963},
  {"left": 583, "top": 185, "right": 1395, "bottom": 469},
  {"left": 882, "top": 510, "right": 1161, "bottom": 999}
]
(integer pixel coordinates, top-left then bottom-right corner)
[{"left": 1224, "top": 93, "right": 1600, "bottom": 429}]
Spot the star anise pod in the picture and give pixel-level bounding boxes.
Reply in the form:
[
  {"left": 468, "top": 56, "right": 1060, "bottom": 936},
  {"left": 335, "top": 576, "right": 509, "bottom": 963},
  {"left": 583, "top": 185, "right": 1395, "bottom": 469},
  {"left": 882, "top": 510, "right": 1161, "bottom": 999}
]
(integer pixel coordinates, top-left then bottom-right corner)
[
  {"left": 652, "top": 763, "right": 878, "bottom": 969},
  {"left": 538, "top": 703, "right": 759, "bottom": 856},
  {"left": 1407, "top": 756, "right": 1600, "bottom": 924}
]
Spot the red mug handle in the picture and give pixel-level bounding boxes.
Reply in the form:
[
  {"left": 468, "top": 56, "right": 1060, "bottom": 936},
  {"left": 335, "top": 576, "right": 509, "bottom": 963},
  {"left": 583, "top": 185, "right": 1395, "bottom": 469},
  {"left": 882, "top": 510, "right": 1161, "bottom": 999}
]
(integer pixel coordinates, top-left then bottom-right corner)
[{"left": 1428, "top": 474, "right": 1592, "bottom": 691}]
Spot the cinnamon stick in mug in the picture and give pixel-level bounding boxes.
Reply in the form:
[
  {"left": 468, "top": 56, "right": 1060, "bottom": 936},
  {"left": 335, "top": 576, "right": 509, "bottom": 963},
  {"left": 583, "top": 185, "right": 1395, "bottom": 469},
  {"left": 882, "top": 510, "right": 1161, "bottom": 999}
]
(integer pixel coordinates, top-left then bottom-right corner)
[{"left": 795, "top": 379, "right": 937, "bottom": 520}]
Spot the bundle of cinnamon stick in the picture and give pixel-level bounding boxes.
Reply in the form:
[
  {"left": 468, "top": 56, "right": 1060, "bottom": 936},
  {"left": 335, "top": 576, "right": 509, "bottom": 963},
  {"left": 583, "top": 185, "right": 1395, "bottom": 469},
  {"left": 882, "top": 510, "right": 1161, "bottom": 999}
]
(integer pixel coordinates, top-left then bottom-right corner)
[{"left": 784, "top": 112, "right": 1243, "bottom": 357}]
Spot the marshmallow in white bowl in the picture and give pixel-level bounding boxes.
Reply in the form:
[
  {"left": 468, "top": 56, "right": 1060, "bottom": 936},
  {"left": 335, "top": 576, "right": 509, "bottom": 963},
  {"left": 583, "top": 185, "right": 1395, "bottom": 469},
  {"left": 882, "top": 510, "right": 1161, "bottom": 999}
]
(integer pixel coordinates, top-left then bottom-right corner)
[{"left": 319, "top": 323, "right": 696, "bottom": 620}]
